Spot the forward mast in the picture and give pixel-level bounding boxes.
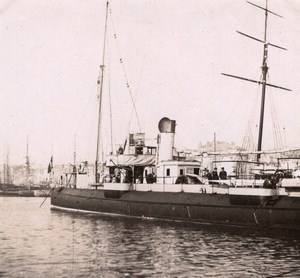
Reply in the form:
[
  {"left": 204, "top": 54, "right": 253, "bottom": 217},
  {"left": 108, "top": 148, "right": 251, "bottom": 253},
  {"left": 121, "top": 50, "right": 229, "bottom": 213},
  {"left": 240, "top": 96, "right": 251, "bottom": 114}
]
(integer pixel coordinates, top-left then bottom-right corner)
[{"left": 95, "top": 1, "right": 109, "bottom": 184}]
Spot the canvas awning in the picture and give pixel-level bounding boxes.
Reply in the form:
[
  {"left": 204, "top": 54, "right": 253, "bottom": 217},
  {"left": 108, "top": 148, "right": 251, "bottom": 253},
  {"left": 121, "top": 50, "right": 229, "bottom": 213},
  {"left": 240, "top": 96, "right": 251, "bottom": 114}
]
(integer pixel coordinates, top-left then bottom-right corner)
[{"left": 106, "top": 154, "right": 156, "bottom": 167}]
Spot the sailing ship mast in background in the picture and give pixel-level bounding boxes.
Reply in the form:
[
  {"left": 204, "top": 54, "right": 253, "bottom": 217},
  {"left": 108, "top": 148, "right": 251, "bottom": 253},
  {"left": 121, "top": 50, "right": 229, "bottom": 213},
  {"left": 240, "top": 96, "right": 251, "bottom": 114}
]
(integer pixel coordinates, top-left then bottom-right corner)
[
  {"left": 73, "top": 134, "right": 76, "bottom": 171},
  {"left": 2, "top": 147, "right": 13, "bottom": 186},
  {"left": 72, "top": 134, "right": 77, "bottom": 186},
  {"left": 25, "top": 136, "right": 31, "bottom": 189},
  {"left": 222, "top": 0, "right": 291, "bottom": 161}
]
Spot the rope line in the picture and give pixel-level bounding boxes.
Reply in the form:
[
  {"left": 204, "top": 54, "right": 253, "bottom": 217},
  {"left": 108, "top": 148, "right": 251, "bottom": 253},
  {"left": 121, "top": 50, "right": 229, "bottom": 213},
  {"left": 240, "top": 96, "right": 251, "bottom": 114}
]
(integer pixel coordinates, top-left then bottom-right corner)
[{"left": 108, "top": 7, "right": 141, "bottom": 132}]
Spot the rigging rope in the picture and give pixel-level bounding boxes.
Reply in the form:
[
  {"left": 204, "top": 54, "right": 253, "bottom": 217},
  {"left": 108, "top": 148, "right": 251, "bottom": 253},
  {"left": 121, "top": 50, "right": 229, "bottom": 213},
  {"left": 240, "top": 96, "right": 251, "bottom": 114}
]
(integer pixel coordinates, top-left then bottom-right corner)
[
  {"left": 269, "top": 90, "right": 284, "bottom": 150},
  {"left": 127, "top": 6, "right": 154, "bottom": 133},
  {"left": 127, "top": 52, "right": 147, "bottom": 134},
  {"left": 108, "top": 7, "right": 142, "bottom": 132},
  {"left": 240, "top": 81, "right": 261, "bottom": 152},
  {"left": 106, "top": 38, "right": 115, "bottom": 154},
  {"left": 267, "top": 72, "right": 284, "bottom": 151},
  {"left": 234, "top": 80, "right": 262, "bottom": 167}
]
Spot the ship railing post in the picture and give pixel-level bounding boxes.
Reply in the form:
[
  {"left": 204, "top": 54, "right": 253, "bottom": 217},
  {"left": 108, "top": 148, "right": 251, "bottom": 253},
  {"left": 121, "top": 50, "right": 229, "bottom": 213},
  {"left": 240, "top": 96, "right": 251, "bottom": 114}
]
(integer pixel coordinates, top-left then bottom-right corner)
[{"left": 163, "top": 165, "right": 165, "bottom": 184}]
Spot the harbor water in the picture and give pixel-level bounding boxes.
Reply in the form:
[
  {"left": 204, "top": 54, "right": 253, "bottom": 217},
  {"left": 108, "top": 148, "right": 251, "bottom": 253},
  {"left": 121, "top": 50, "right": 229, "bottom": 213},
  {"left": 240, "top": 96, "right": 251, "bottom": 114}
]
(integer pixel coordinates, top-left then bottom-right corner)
[{"left": 1, "top": 197, "right": 300, "bottom": 277}]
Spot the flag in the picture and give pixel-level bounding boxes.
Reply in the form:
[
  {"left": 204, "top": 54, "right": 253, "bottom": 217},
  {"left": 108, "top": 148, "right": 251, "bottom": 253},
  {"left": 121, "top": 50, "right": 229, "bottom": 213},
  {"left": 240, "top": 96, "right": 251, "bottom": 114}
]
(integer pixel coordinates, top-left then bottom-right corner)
[{"left": 48, "top": 156, "right": 53, "bottom": 173}]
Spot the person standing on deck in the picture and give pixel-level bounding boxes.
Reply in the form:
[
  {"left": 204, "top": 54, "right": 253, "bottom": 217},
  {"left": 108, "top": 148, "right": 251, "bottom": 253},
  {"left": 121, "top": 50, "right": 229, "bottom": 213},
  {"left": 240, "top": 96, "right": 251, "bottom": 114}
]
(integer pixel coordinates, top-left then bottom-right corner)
[
  {"left": 212, "top": 168, "right": 219, "bottom": 180},
  {"left": 219, "top": 167, "right": 227, "bottom": 180},
  {"left": 204, "top": 169, "right": 212, "bottom": 180}
]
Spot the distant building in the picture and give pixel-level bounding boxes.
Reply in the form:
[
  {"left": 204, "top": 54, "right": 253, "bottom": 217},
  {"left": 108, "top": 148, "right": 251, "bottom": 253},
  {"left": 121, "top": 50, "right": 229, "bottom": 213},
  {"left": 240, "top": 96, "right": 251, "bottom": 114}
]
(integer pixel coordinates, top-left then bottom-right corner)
[{"left": 198, "top": 141, "right": 240, "bottom": 153}]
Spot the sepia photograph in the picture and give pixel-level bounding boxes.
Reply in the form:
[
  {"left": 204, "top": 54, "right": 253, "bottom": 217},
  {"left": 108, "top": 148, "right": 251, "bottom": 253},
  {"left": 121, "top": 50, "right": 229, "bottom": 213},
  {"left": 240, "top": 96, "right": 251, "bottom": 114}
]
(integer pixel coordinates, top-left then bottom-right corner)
[{"left": 1, "top": 0, "right": 300, "bottom": 277}]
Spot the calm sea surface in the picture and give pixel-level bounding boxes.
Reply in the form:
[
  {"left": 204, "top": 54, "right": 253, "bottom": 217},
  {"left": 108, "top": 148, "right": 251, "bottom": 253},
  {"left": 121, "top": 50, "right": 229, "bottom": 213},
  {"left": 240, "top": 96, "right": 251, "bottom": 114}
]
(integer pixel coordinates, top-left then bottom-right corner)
[{"left": 1, "top": 197, "right": 300, "bottom": 277}]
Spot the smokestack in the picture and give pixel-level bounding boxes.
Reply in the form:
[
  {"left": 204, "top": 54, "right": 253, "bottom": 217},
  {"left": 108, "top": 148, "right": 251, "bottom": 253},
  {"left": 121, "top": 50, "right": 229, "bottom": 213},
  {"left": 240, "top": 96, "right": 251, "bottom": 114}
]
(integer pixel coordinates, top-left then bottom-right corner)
[{"left": 157, "top": 117, "right": 176, "bottom": 163}]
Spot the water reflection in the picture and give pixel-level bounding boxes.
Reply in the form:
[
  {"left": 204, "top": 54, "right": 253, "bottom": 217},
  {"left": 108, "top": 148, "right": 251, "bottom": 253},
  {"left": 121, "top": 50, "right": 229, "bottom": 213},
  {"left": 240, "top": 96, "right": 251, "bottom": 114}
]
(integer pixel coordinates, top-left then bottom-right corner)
[
  {"left": 49, "top": 209, "right": 300, "bottom": 277},
  {"left": 1, "top": 197, "right": 300, "bottom": 277}
]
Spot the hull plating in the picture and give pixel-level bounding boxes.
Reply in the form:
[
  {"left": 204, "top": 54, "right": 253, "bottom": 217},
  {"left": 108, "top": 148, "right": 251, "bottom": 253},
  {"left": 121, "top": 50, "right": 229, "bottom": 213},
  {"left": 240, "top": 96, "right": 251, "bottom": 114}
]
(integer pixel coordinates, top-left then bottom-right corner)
[{"left": 51, "top": 188, "right": 300, "bottom": 230}]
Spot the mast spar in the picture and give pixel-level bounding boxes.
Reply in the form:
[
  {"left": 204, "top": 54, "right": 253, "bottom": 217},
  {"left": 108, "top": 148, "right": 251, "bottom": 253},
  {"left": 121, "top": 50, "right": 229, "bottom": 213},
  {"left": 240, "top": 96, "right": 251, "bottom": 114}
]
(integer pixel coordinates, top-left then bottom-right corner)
[
  {"left": 95, "top": 1, "right": 109, "bottom": 184},
  {"left": 221, "top": 0, "right": 291, "bottom": 162}
]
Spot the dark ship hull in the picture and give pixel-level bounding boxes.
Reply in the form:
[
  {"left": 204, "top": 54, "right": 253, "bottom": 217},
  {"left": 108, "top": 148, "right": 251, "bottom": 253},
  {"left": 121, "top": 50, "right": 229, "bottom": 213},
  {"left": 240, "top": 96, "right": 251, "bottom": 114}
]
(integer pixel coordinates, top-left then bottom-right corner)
[{"left": 51, "top": 188, "right": 300, "bottom": 230}]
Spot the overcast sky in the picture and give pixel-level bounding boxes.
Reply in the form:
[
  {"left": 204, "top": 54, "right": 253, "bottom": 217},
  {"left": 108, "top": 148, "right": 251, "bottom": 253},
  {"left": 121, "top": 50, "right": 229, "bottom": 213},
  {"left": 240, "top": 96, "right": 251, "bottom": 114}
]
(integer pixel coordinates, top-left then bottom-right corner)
[{"left": 1, "top": 0, "right": 300, "bottom": 166}]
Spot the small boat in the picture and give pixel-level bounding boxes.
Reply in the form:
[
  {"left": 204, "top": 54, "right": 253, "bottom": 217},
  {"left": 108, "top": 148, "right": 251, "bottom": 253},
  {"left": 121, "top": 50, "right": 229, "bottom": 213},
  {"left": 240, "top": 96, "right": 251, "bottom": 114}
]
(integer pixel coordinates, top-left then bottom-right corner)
[
  {"left": 33, "top": 189, "right": 52, "bottom": 197},
  {"left": 51, "top": 1, "right": 300, "bottom": 230},
  {"left": 18, "top": 190, "right": 35, "bottom": 197}
]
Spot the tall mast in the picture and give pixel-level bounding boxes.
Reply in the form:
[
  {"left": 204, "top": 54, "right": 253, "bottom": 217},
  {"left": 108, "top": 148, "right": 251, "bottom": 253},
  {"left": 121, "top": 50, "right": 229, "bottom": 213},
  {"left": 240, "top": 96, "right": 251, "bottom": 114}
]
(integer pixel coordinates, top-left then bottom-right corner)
[
  {"left": 3, "top": 149, "right": 6, "bottom": 184},
  {"left": 222, "top": 0, "right": 291, "bottom": 162},
  {"left": 257, "top": 0, "right": 269, "bottom": 160},
  {"left": 73, "top": 134, "right": 76, "bottom": 168},
  {"left": 25, "top": 136, "right": 30, "bottom": 189},
  {"left": 73, "top": 134, "right": 77, "bottom": 187},
  {"left": 26, "top": 136, "right": 30, "bottom": 177},
  {"left": 95, "top": 1, "right": 109, "bottom": 184},
  {"left": 6, "top": 147, "right": 11, "bottom": 184}
]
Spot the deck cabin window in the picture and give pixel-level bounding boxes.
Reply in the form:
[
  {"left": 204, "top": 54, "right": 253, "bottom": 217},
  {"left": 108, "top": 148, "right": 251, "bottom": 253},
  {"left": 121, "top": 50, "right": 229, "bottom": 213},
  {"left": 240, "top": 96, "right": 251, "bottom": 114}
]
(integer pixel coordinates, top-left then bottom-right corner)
[
  {"left": 135, "top": 146, "right": 143, "bottom": 154},
  {"left": 186, "top": 167, "right": 200, "bottom": 175},
  {"left": 186, "top": 168, "right": 193, "bottom": 174},
  {"left": 166, "top": 168, "right": 170, "bottom": 176}
]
